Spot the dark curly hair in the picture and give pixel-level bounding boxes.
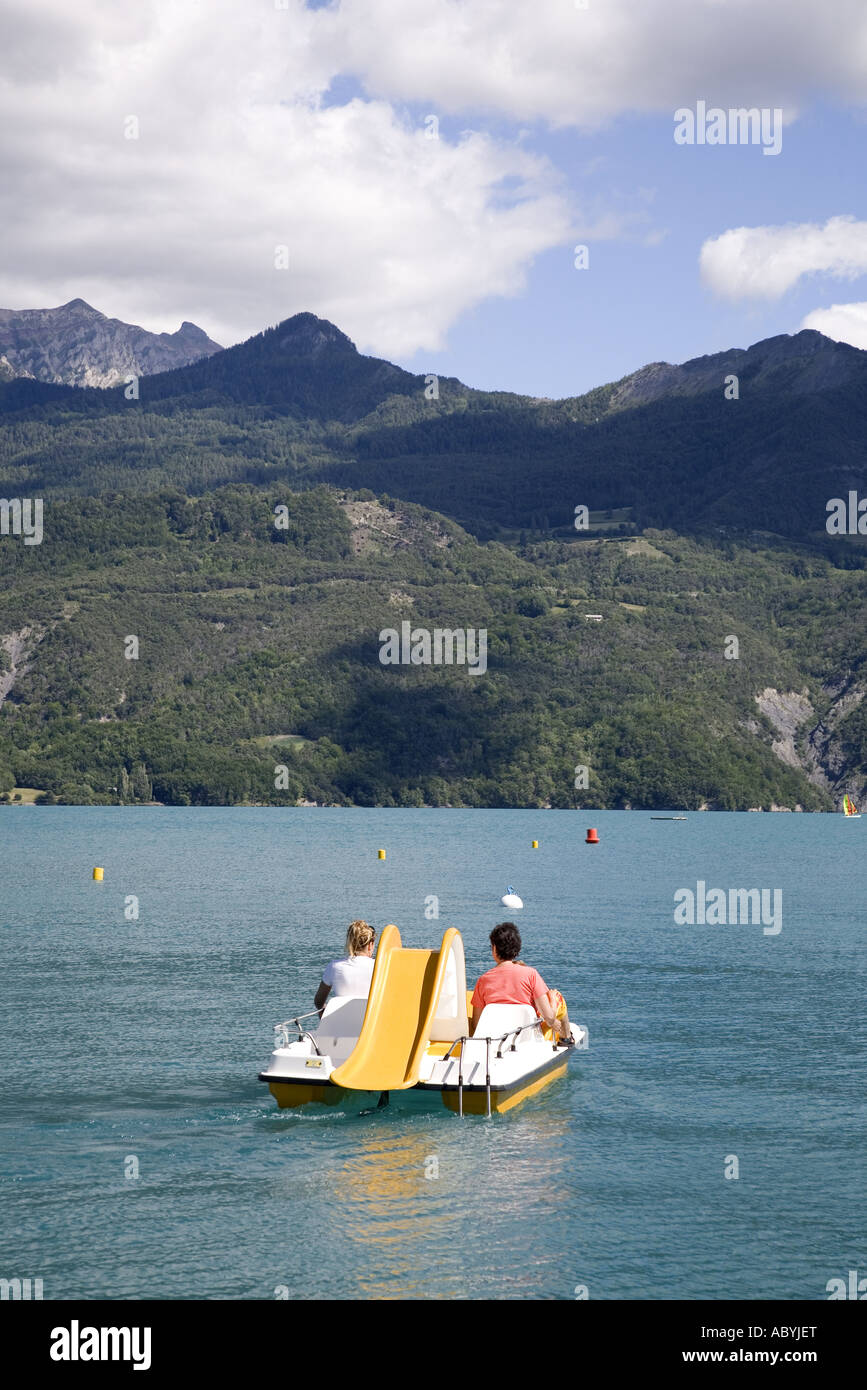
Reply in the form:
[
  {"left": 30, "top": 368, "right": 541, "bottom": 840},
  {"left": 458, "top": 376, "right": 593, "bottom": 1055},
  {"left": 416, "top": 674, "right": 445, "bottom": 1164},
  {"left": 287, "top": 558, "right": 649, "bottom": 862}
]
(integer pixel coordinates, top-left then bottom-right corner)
[{"left": 490, "top": 922, "right": 521, "bottom": 961}]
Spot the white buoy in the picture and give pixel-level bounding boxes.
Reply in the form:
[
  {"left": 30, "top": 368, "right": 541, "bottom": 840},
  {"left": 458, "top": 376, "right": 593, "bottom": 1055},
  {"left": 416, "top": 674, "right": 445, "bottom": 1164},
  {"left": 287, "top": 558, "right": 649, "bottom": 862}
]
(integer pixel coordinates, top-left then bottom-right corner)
[{"left": 501, "top": 886, "right": 523, "bottom": 910}]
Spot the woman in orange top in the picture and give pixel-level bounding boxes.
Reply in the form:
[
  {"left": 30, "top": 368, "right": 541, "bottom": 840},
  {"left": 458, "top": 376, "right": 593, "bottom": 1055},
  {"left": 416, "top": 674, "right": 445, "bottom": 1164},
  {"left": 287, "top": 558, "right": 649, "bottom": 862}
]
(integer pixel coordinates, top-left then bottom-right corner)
[{"left": 471, "top": 922, "right": 573, "bottom": 1043}]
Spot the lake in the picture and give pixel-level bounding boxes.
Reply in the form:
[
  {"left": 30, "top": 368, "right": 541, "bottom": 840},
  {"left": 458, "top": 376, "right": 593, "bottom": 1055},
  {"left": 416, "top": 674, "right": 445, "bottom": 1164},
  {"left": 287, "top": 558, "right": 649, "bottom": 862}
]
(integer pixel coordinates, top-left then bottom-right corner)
[{"left": 0, "top": 807, "right": 863, "bottom": 1299}]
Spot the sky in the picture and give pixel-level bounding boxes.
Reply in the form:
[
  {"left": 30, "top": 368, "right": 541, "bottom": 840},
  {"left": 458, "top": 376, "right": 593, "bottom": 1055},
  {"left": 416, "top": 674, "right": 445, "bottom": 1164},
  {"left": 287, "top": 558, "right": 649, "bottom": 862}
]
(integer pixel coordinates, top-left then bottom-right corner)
[{"left": 2, "top": 0, "right": 867, "bottom": 397}]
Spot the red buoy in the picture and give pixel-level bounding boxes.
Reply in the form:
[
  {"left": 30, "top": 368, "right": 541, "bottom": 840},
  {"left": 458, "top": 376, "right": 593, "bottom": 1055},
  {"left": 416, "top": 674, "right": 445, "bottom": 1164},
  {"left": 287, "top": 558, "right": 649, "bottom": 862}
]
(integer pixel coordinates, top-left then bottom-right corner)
[{"left": 585, "top": 827, "right": 599, "bottom": 844}]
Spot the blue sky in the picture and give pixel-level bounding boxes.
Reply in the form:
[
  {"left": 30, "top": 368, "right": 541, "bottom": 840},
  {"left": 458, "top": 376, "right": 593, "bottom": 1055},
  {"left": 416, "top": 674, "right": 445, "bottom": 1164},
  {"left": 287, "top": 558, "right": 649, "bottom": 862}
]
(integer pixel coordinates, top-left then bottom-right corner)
[
  {"left": 400, "top": 101, "right": 867, "bottom": 397},
  {"left": 3, "top": 1, "right": 867, "bottom": 400}
]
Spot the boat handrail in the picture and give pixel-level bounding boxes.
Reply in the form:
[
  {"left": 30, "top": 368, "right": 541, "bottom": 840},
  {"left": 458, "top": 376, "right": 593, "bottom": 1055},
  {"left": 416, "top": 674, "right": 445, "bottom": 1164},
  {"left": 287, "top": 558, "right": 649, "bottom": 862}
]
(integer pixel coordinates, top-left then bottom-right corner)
[
  {"left": 441, "top": 1018, "right": 554, "bottom": 1116},
  {"left": 274, "top": 1012, "right": 323, "bottom": 1050},
  {"left": 442, "top": 1017, "right": 548, "bottom": 1059}
]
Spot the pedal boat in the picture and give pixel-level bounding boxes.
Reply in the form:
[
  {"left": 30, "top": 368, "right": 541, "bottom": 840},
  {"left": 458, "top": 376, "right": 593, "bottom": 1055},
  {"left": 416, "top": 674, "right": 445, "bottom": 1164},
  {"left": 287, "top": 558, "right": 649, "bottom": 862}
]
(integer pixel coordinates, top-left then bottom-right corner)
[{"left": 258, "top": 925, "right": 586, "bottom": 1115}]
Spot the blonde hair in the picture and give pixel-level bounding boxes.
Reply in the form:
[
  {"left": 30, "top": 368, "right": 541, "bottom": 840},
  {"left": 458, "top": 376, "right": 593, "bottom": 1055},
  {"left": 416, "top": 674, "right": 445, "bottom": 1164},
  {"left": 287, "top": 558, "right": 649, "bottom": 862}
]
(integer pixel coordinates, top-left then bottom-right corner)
[{"left": 345, "top": 919, "right": 375, "bottom": 957}]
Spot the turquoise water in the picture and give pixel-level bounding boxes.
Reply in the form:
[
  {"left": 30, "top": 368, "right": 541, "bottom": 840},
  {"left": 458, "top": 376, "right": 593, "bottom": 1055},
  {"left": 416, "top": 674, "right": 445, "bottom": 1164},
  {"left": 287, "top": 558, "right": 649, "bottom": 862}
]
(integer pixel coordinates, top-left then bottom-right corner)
[{"left": 0, "top": 808, "right": 863, "bottom": 1300}]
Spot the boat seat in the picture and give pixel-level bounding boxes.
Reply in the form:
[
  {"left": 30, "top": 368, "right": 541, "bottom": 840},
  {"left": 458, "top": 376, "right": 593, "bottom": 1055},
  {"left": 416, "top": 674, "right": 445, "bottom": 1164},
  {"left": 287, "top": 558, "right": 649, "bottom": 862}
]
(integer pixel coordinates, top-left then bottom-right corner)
[
  {"left": 315, "top": 996, "right": 369, "bottom": 1059},
  {"left": 471, "top": 1003, "right": 540, "bottom": 1043},
  {"left": 319, "top": 995, "right": 369, "bottom": 1032}
]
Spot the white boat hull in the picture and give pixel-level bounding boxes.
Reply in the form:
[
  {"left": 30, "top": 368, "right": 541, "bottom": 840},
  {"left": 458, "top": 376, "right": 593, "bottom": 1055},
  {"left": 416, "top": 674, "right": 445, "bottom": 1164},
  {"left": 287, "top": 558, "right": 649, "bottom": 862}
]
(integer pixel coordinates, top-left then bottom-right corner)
[{"left": 260, "top": 1037, "right": 581, "bottom": 1114}]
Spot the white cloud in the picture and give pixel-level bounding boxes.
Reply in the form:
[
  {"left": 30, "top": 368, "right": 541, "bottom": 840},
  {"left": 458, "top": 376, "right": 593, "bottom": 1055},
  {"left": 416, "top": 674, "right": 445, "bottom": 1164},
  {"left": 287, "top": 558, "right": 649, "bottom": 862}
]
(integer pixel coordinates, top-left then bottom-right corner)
[
  {"left": 699, "top": 217, "right": 867, "bottom": 301},
  {"left": 0, "top": 0, "right": 572, "bottom": 355},
  {"left": 2, "top": 0, "right": 867, "bottom": 353},
  {"left": 328, "top": 0, "right": 867, "bottom": 127},
  {"left": 802, "top": 301, "right": 867, "bottom": 349}
]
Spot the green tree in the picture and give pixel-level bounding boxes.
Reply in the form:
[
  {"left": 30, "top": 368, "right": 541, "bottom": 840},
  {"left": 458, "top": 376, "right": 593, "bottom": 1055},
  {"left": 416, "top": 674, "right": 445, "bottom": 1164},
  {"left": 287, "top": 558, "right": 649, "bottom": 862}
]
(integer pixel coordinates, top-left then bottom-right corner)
[{"left": 131, "top": 762, "right": 152, "bottom": 802}]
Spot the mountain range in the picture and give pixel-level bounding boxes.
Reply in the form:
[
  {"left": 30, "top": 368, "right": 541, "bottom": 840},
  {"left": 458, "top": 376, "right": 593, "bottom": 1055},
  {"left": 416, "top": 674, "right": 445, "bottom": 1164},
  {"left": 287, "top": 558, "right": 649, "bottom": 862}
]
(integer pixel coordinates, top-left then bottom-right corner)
[
  {"left": 0, "top": 305, "right": 864, "bottom": 809},
  {"left": 0, "top": 299, "right": 221, "bottom": 389},
  {"left": 2, "top": 308, "right": 865, "bottom": 542}
]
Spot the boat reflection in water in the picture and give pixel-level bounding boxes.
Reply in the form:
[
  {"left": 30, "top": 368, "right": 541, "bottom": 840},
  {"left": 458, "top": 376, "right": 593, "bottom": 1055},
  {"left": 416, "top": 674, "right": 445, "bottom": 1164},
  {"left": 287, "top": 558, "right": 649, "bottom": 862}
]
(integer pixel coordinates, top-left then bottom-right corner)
[{"left": 331, "top": 1109, "right": 578, "bottom": 1299}]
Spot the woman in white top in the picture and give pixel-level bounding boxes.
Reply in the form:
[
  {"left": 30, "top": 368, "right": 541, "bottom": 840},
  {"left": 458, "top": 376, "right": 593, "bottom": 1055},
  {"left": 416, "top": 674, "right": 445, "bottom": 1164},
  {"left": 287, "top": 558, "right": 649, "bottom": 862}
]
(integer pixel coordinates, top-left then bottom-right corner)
[{"left": 314, "top": 920, "right": 376, "bottom": 1014}]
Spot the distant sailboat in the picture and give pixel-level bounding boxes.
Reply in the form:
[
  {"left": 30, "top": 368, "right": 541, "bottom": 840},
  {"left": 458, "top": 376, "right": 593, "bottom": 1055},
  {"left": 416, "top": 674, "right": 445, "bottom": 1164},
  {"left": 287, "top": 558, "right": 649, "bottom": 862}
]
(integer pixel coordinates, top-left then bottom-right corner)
[{"left": 842, "top": 794, "right": 861, "bottom": 819}]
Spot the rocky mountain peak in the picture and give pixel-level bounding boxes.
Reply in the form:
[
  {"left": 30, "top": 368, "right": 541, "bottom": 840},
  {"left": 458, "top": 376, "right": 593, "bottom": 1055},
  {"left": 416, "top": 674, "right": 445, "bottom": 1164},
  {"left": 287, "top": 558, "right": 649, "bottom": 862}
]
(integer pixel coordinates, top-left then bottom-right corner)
[
  {"left": 274, "top": 312, "right": 356, "bottom": 356},
  {"left": 609, "top": 328, "right": 861, "bottom": 411},
  {"left": 0, "top": 300, "right": 222, "bottom": 388},
  {"left": 60, "top": 298, "right": 100, "bottom": 315}
]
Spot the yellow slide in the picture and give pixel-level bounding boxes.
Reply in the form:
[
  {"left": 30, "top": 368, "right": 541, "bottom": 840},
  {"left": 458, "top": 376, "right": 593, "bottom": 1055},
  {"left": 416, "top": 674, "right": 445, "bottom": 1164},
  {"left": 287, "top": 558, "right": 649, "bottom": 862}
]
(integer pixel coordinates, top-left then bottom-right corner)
[{"left": 330, "top": 924, "right": 461, "bottom": 1091}]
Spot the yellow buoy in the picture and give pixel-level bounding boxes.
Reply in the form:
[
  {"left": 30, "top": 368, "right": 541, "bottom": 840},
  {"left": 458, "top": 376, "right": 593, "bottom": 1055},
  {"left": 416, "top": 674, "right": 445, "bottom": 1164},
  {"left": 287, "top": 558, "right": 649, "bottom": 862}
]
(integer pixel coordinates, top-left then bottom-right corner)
[
  {"left": 378, "top": 849, "right": 386, "bottom": 860},
  {"left": 92, "top": 867, "right": 104, "bottom": 881},
  {"left": 532, "top": 840, "right": 539, "bottom": 849}
]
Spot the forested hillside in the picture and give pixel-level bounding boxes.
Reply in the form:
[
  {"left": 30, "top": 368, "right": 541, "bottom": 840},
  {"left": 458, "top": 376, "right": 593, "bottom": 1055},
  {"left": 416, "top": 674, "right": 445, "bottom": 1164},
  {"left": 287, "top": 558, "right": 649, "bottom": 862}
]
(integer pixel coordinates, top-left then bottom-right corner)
[{"left": 1, "top": 485, "right": 864, "bottom": 808}]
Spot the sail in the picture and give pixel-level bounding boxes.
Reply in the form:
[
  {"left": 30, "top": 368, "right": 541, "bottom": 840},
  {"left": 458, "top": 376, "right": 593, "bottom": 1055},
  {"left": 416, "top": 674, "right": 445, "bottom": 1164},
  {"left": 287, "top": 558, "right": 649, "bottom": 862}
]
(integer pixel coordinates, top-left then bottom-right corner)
[{"left": 843, "top": 794, "right": 859, "bottom": 816}]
